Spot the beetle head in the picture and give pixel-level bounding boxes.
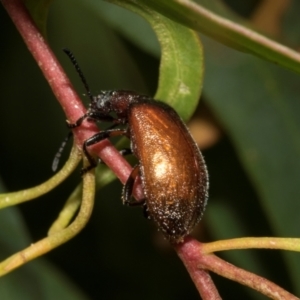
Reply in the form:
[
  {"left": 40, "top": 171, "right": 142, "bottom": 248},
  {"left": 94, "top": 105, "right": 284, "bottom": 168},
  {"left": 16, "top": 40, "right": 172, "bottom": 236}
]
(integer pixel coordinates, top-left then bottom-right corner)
[{"left": 90, "top": 91, "right": 114, "bottom": 114}]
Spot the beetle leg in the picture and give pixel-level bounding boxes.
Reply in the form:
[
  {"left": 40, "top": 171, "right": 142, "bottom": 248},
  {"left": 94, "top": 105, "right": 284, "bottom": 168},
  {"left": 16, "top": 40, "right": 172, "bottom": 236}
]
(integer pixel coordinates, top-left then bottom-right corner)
[
  {"left": 122, "top": 165, "right": 145, "bottom": 206},
  {"left": 81, "top": 128, "right": 127, "bottom": 174},
  {"left": 67, "top": 112, "right": 117, "bottom": 129},
  {"left": 67, "top": 114, "right": 88, "bottom": 128},
  {"left": 86, "top": 112, "right": 115, "bottom": 123},
  {"left": 118, "top": 148, "right": 132, "bottom": 157}
]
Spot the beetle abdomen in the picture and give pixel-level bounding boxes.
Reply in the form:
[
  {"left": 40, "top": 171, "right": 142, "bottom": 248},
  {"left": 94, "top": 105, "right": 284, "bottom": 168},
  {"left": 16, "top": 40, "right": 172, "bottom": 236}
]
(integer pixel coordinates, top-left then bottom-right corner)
[{"left": 129, "top": 101, "right": 208, "bottom": 243}]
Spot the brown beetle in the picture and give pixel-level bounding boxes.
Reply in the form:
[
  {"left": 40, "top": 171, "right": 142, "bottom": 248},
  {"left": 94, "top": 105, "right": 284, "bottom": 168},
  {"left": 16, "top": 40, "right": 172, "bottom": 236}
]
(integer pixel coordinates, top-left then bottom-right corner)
[{"left": 64, "top": 49, "right": 209, "bottom": 244}]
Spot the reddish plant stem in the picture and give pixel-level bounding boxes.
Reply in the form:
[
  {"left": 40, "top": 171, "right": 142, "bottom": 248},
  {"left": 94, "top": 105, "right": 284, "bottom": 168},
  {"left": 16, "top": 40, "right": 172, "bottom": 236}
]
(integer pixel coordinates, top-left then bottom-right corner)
[
  {"left": 176, "top": 238, "right": 299, "bottom": 300},
  {"left": 3, "top": 2, "right": 298, "bottom": 298},
  {"left": 1, "top": 0, "right": 144, "bottom": 199},
  {"left": 202, "top": 254, "right": 299, "bottom": 300},
  {"left": 176, "top": 238, "right": 221, "bottom": 299}
]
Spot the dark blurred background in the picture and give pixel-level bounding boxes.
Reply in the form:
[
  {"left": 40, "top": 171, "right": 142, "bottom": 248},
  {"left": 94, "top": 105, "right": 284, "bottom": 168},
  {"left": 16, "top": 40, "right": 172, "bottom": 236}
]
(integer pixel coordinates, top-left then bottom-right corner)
[{"left": 0, "top": 0, "right": 299, "bottom": 299}]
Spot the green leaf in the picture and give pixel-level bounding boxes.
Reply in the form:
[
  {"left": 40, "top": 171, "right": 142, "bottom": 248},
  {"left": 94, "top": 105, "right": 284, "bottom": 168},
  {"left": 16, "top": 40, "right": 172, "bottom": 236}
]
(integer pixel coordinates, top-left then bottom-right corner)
[
  {"left": 0, "top": 184, "right": 88, "bottom": 299},
  {"left": 24, "top": 0, "right": 52, "bottom": 37},
  {"left": 84, "top": 0, "right": 160, "bottom": 56},
  {"left": 106, "top": 0, "right": 204, "bottom": 121},
  {"left": 131, "top": 0, "right": 300, "bottom": 74},
  {"left": 51, "top": 0, "right": 149, "bottom": 92},
  {"left": 282, "top": 0, "right": 300, "bottom": 48},
  {"left": 202, "top": 34, "right": 300, "bottom": 294}
]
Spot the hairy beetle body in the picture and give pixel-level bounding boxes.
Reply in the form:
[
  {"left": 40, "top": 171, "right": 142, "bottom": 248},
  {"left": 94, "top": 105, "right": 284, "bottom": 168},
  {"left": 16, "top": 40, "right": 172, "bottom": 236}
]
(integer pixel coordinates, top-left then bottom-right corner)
[
  {"left": 128, "top": 100, "right": 208, "bottom": 243},
  {"left": 62, "top": 50, "right": 209, "bottom": 244}
]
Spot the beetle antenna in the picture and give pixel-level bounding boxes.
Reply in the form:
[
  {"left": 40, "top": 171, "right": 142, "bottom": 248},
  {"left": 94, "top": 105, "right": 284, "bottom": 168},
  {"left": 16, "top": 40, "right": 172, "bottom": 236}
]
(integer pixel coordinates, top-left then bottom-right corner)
[
  {"left": 52, "top": 131, "right": 73, "bottom": 171},
  {"left": 63, "top": 48, "right": 94, "bottom": 102}
]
